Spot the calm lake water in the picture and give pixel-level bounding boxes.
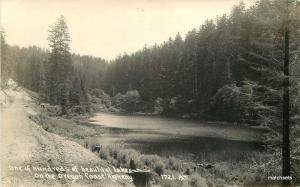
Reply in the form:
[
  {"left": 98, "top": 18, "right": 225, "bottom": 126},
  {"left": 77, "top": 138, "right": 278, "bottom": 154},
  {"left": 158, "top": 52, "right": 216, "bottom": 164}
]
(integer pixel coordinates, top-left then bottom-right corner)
[{"left": 89, "top": 112, "right": 266, "bottom": 162}]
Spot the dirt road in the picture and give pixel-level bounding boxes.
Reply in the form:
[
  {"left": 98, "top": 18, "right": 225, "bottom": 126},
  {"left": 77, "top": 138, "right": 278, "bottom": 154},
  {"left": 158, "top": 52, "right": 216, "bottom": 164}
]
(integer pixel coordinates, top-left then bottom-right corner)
[{"left": 0, "top": 88, "right": 133, "bottom": 187}]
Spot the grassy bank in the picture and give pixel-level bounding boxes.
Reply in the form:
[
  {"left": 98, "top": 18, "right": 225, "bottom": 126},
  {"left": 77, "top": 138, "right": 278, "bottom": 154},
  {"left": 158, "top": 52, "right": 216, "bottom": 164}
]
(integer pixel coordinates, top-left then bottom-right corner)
[{"left": 29, "top": 110, "right": 287, "bottom": 187}]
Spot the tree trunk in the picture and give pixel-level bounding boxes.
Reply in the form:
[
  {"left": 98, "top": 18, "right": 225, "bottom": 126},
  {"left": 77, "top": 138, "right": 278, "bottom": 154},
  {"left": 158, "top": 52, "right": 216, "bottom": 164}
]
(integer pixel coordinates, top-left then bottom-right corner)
[
  {"left": 282, "top": 24, "right": 291, "bottom": 185},
  {"left": 227, "top": 59, "right": 231, "bottom": 82},
  {"left": 194, "top": 63, "right": 198, "bottom": 98}
]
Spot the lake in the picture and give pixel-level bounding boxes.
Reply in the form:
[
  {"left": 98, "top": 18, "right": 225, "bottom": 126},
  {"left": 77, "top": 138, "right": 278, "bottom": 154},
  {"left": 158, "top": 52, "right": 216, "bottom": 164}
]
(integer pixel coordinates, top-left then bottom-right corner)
[{"left": 89, "top": 112, "right": 266, "bottom": 162}]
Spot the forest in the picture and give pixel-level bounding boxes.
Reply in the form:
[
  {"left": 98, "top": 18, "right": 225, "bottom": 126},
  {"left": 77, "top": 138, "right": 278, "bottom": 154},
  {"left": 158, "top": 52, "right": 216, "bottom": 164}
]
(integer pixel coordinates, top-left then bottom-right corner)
[
  {"left": 2, "top": 1, "right": 300, "bottom": 121},
  {"left": 1, "top": 0, "right": 300, "bottom": 185}
]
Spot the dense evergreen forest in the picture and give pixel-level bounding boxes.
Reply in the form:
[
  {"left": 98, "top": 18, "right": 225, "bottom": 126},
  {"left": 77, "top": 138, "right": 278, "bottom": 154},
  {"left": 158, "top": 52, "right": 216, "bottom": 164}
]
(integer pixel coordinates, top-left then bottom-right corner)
[
  {"left": 1, "top": 0, "right": 299, "bottom": 123},
  {"left": 0, "top": 1, "right": 299, "bottom": 123},
  {"left": 1, "top": 0, "right": 300, "bottom": 184}
]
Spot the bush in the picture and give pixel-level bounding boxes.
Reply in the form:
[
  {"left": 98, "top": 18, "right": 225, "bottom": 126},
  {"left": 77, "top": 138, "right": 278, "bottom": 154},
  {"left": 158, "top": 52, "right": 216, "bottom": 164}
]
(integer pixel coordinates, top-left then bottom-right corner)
[
  {"left": 208, "top": 84, "right": 257, "bottom": 123},
  {"left": 159, "top": 96, "right": 197, "bottom": 116},
  {"left": 112, "top": 90, "right": 141, "bottom": 112},
  {"left": 93, "top": 144, "right": 193, "bottom": 184},
  {"left": 189, "top": 174, "right": 208, "bottom": 187},
  {"left": 154, "top": 161, "right": 165, "bottom": 176},
  {"left": 99, "top": 148, "right": 110, "bottom": 160},
  {"left": 153, "top": 98, "right": 163, "bottom": 114},
  {"left": 90, "top": 88, "right": 112, "bottom": 108},
  {"left": 167, "top": 157, "right": 182, "bottom": 171},
  {"left": 112, "top": 93, "right": 125, "bottom": 108},
  {"left": 122, "top": 90, "right": 141, "bottom": 112},
  {"left": 90, "top": 89, "right": 105, "bottom": 98},
  {"left": 141, "top": 155, "right": 161, "bottom": 167}
]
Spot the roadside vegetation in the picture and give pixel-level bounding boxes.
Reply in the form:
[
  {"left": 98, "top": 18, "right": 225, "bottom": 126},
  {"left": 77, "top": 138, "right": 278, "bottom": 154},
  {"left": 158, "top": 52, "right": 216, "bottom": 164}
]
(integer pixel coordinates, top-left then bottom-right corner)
[
  {"left": 1, "top": 0, "right": 299, "bottom": 186},
  {"left": 28, "top": 99, "right": 288, "bottom": 186}
]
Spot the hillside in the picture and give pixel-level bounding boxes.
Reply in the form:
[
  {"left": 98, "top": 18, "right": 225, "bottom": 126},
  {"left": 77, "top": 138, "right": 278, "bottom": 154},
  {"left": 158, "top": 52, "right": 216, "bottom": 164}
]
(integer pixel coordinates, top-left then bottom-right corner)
[{"left": 0, "top": 82, "right": 134, "bottom": 187}]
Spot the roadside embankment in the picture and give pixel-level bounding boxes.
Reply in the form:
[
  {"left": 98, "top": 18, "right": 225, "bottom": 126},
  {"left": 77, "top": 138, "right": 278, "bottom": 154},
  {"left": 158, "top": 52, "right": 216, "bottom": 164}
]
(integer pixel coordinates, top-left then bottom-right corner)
[{"left": 0, "top": 86, "right": 134, "bottom": 187}]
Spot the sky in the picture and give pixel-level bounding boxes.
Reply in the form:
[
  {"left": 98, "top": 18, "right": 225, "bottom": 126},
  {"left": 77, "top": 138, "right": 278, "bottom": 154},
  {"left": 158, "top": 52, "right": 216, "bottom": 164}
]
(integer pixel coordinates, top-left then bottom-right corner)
[{"left": 1, "top": 0, "right": 256, "bottom": 60}]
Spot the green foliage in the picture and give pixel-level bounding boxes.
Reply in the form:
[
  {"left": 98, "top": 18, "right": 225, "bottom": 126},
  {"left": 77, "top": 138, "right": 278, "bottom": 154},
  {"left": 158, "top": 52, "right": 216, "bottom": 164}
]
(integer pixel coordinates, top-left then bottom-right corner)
[
  {"left": 1, "top": 45, "right": 49, "bottom": 91},
  {"left": 154, "top": 161, "right": 165, "bottom": 176},
  {"left": 1, "top": 16, "right": 109, "bottom": 114},
  {"left": 209, "top": 85, "right": 244, "bottom": 122},
  {"left": 46, "top": 16, "right": 73, "bottom": 113},
  {"left": 0, "top": 30, "right": 8, "bottom": 84},
  {"left": 90, "top": 88, "right": 111, "bottom": 108},
  {"left": 209, "top": 83, "right": 258, "bottom": 123},
  {"left": 72, "top": 54, "right": 107, "bottom": 91},
  {"left": 167, "top": 96, "right": 197, "bottom": 115},
  {"left": 99, "top": 0, "right": 300, "bottom": 120},
  {"left": 122, "top": 90, "right": 141, "bottom": 112},
  {"left": 112, "top": 90, "right": 141, "bottom": 112},
  {"left": 47, "top": 16, "right": 71, "bottom": 55},
  {"left": 2, "top": 0, "right": 299, "bottom": 113},
  {"left": 4, "top": 1, "right": 299, "bottom": 121},
  {"left": 112, "top": 93, "right": 125, "bottom": 109},
  {"left": 69, "top": 76, "right": 90, "bottom": 114},
  {"left": 189, "top": 174, "right": 208, "bottom": 187},
  {"left": 95, "top": 145, "right": 169, "bottom": 179},
  {"left": 153, "top": 97, "right": 164, "bottom": 114}
]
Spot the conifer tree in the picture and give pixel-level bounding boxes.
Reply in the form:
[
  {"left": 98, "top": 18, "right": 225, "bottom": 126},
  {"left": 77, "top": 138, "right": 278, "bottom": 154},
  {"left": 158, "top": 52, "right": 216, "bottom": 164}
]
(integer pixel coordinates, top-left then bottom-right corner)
[{"left": 47, "top": 16, "right": 73, "bottom": 114}]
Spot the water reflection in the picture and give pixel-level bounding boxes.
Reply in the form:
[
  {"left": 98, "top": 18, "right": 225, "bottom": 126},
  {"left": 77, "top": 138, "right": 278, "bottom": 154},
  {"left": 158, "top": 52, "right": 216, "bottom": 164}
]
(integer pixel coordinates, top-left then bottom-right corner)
[{"left": 89, "top": 112, "right": 265, "bottom": 162}]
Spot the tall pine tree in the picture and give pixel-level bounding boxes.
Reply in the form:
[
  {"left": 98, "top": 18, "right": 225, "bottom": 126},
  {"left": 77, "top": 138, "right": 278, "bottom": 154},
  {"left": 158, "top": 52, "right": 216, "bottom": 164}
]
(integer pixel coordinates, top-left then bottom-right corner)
[{"left": 47, "top": 16, "right": 73, "bottom": 114}]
